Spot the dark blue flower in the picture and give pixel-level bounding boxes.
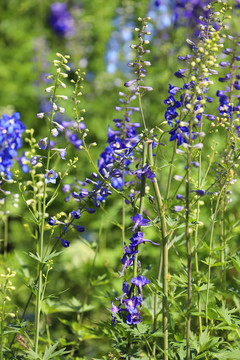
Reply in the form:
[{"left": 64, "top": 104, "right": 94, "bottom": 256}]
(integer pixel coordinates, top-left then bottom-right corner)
[
  {"left": 131, "top": 275, "right": 150, "bottom": 300},
  {"left": 48, "top": 217, "right": 56, "bottom": 226},
  {"left": 126, "top": 308, "right": 141, "bottom": 325},
  {"left": 72, "top": 225, "right": 85, "bottom": 232},
  {"left": 131, "top": 213, "right": 150, "bottom": 232}
]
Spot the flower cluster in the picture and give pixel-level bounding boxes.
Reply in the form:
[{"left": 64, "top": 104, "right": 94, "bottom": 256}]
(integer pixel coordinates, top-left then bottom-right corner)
[
  {"left": 49, "top": 2, "right": 75, "bottom": 39},
  {"left": 0, "top": 112, "right": 28, "bottom": 179},
  {"left": 216, "top": 43, "right": 240, "bottom": 142},
  {"left": 163, "top": 7, "right": 225, "bottom": 148},
  {"left": 63, "top": 18, "right": 155, "bottom": 209},
  {"left": 111, "top": 213, "right": 158, "bottom": 325}
]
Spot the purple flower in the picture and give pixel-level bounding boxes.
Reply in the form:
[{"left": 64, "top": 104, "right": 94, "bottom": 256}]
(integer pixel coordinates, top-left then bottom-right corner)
[
  {"left": 176, "top": 194, "right": 185, "bottom": 200},
  {"left": 38, "top": 137, "right": 48, "bottom": 150},
  {"left": 44, "top": 169, "right": 58, "bottom": 184},
  {"left": 111, "top": 301, "right": 121, "bottom": 325},
  {"left": 193, "top": 189, "right": 206, "bottom": 196},
  {"left": 126, "top": 308, "right": 141, "bottom": 325},
  {"left": 124, "top": 296, "right": 141, "bottom": 313},
  {"left": 31, "top": 156, "right": 42, "bottom": 166},
  {"left": 131, "top": 213, "right": 150, "bottom": 232},
  {"left": 72, "top": 225, "right": 85, "bottom": 232},
  {"left": 53, "top": 147, "right": 67, "bottom": 159},
  {"left": 71, "top": 209, "right": 81, "bottom": 219},
  {"left": 173, "top": 205, "right": 185, "bottom": 212},
  {"left": 120, "top": 254, "right": 135, "bottom": 277},
  {"left": 133, "top": 164, "right": 156, "bottom": 182},
  {"left": 130, "top": 232, "right": 160, "bottom": 247},
  {"left": 131, "top": 275, "right": 150, "bottom": 299}
]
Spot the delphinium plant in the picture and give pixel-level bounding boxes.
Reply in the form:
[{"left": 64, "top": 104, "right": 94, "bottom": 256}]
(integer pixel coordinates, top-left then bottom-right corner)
[{"left": 5, "top": 53, "right": 89, "bottom": 359}]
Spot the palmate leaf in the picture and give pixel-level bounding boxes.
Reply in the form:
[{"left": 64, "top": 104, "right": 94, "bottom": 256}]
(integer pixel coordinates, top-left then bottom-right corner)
[
  {"left": 42, "top": 342, "right": 70, "bottom": 359},
  {"left": 24, "top": 342, "right": 70, "bottom": 360}
]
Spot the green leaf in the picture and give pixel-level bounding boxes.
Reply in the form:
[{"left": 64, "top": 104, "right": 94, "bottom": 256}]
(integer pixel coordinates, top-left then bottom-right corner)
[
  {"left": 43, "top": 251, "right": 63, "bottom": 263},
  {"left": 42, "top": 342, "right": 70, "bottom": 359},
  {"left": 27, "top": 252, "right": 42, "bottom": 263},
  {"left": 231, "top": 257, "right": 240, "bottom": 273},
  {"left": 212, "top": 349, "right": 240, "bottom": 359}
]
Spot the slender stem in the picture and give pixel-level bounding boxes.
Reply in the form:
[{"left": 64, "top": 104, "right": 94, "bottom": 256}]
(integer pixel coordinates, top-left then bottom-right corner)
[
  {"left": 195, "top": 135, "right": 202, "bottom": 334},
  {"left": 133, "top": 141, "right": 148, "bottom": 279},
  {"left": 0, "top": 281, "right": 7, "bottom": 360},
  {"left": 148, "top": 141, "right": 168, "bottom": 360},
  {"left": 219, "top": 197, "right": 226, "bottom": 290},
  {"left": 34, "top": 75, "right": 59, "bottom": 353},
  {"left": 185, "top": 98, "right": 196, "bottom": 360},
  {"left": 205, "top": 189, "right": 223, "bottom": 324},
  {"left": 138, "top": 92, "right": 147, "bottom": 131},
  {"left": 166, "top": 142, "right": 177, "bottom": 200},
  {"left": 3, "top": 214, "right": 8, "bottom": 258},
  {"left": 46, "top": 315, "right": 51, "bottom": 347},
  {"left": 194, "top": 202, "right": 202, "bottom": 335}
]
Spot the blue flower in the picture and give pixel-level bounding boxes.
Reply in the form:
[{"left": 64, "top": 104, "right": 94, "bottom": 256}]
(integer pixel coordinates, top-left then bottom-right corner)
[
  {"left": 126, "top": 308, "right": 141, "bottom": 325},
  {"left": 56, "top": 237, "right": 69, "bottom": 247},
  {"left": 129, "top": 232, "right": 160, "bottom": 247},
  {"left": 44, "top": 169, "right": 58, "bottom": 184},
  {"left": 124, "top": 296, "right": 141, "bottom": 313},
  {"left": 38, "top": 137, "right": 48, "bottom": 150},
  {"left": 17, "top": 152, "right": 29, "bottom": 173},
  {"left": 131, "top": 275, "right": 150, "bottom": 300},
  {"left": 48, "top": 217, "right": 56, "bottom": 226},
  {"left": 72, "top": 225, "right": 85, "bottom": 232},
  {"left": 0, "top": 112, "right": 26, "bottom": 178},
  {"left": 131, "top": 213, "right": 150, "bottom": 232}
]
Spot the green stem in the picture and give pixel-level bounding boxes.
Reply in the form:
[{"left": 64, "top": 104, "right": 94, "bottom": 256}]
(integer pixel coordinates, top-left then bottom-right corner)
[
  {"left": 3, "top": 214, "right": 8, "bottom": 258},
  {"left": 148, "top": 141, "right": 169, "bottom": 360},
  {"left": 185, "top": 98, "right": 196, "bottom": 360},
  {"left": 219, "top": 198, "right": 226, "bottom": 291},
  {"left": 166, "top": 142, "right": 177, "bottom": 200},
  {"left": 194, "top": 202, "right": 202, "bottom": 335},
  {"left": 34, "top": 75, "right": 59, "bottom": 354},
  {"left": 205, "top": 189, "right": 224, "bottom": 324},
  {"left": 0, "top": 282, "right": 7, "bottom": 360},
  {"left": 195, "top": 135, "right": 202, "bottom": 335},
  {"left": 133, "top": 141, "right": 148, "bottom": 279}
]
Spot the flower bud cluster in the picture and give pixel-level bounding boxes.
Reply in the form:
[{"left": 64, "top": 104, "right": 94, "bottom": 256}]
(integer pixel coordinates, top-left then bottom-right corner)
[
  {"left": 0, "top": 268, "right": 16, "bottom": 319},
  {"left": 125, "top": 17, "right": 153, "bottom": 94}
]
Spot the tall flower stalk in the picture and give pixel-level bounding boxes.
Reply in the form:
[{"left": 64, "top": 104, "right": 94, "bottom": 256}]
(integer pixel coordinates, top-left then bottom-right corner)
[{"left": 34, "top": 54, "right": 63, "bottom": 353}]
